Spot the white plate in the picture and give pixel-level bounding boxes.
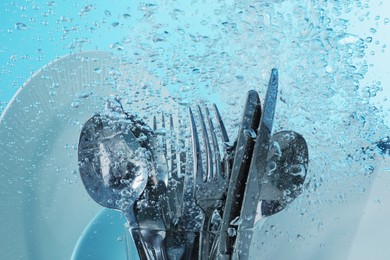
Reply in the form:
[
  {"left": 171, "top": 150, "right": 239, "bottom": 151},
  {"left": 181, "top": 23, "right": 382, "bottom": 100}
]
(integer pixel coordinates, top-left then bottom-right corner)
[
  {"left": 71, "top": 209, "right": 129, "bottom": 260},
  {"left": 0, "top": 51, "right": 175, "bottom": 260}
]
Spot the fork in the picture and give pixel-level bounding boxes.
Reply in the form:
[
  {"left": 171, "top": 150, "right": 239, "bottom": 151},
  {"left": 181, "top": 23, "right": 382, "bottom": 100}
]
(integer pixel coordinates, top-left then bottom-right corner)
[
  {"left": 153, "top": 112, "right": 191, "bottom": 259},
  {"left": 189, "top": 105, "right": 230, "bottom": 259}
]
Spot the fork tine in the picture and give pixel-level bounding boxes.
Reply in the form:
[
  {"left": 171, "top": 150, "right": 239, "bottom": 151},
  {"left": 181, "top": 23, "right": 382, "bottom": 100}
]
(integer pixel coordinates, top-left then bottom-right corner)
[
  {"left": 161, "top": 113, "right": 167, "bottom": 160},
  {"left": 205, "top": 106, "right": 222, "bottom": 179},
  {"left": 213, "top": 104, "right": 230, "bottom": 144},
  {"left": 153, "top": 115, "right": 157, "bottom": 131},
  {"left": 189, "top": 107, "right": 203, "bottom": 183},
  {"left": 153, "top": 114, "right": 168, "bottom": 167},
  {"left": 213, "top": 104, "right": 230, "bottom": 178},
  {"left": 178, "top": 114, "right": 186, "bottom": 178},
  {"left": 197, "top": 105, "right": 213, "bottom": 182},
  {"left": 169, "top": 114, "right": 177, "bottom": 179}
]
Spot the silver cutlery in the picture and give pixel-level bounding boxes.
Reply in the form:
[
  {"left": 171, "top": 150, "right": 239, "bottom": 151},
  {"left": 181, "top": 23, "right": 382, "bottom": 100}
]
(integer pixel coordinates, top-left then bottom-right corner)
[
  {"left": 189, "top": 105, "right": 230, "bottom": 259},
  {"left": 77, "top": 69, "right": 309, "bottom": 260},
  {"left": 259, "top": 130, "right": 308, "bottom": 217},
  {"left": 231, "top": 68, "right": 279, "bottom": 259},
  {"left": 78, "top": 113, "right": 149, "bottom": 259},
  {"left": 218, "top": 90, "right": 261, "bottom": 258}
]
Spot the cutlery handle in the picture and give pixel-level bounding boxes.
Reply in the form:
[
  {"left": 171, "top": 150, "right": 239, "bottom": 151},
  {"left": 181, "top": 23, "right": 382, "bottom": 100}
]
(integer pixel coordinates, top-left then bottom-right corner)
[{"left": 130, "top": 229, "right": 149, "bottom": 260}]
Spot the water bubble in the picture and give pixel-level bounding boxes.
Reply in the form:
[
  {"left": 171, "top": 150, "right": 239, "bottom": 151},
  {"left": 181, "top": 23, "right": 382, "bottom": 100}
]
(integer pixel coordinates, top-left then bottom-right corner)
[
  {"left": 123, "top": 13, "right": 131, "bottom": 19},
  {"left": 266, "top": 162, "right": 277, "bottom": 177},
  {"left": 104, "top": 10, "right": 111, "bottom": 16},
  {"left": 76, "top": 91, "right": 92, "bottom": 99},
  {"left": 243, "top": 128, "right": 256, "bottom": 139},
  {"left": 365, "top": 37, "right": 372, "bottom": 43},
  {"left": 107, "top": 66, "right": 122, "bottom": 76},
  {"left": 110, "top": 42, "right": 124, "bottom": 51},
  {"left": 228, "top": 227, "right": 237, "bottom": 237},
  {"left": 111, "top": 22, "right": 120, "bottom": 27},
  {"left": 15, "top": 22, "right": 27, "bottom": 31},
  {"left": 230, "top": 216, "right": 242, "bottom": 226},
  {"left": 337, "top": 33, "right": 359, "bottom": 45},
  {"left": 81, "top": 5, "right": 93, "bottom": 15},
  {"left": 384, "top": 18, "right": 389, "bottom": 24}
]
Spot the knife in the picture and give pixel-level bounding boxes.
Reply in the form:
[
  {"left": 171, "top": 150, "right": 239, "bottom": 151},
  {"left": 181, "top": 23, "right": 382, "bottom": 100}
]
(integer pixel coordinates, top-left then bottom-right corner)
[
  {"left": 218, "top": 90, "right": 262, "bottom": 258},
  {"left": 233, "top": 69, "right": 278, "bottom": 259}
]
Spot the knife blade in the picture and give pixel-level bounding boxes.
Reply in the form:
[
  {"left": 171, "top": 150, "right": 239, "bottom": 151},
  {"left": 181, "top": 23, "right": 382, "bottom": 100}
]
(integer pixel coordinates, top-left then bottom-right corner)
[
  {"left": 233, "top": 68, "right": 278, "bottom": 259},
  {"left": 218, "top": 90, "right": 261, "bottom": 257}
]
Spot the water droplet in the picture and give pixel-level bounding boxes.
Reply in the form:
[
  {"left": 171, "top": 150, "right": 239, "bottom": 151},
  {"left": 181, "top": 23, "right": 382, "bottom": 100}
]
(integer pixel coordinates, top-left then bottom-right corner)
[
  {"left": 76, "top": 91, "right": 92, "bottom": 99},
  {"left": 243, "top": 128, "right": 256, "bottom": 139},
  {"left": 110, "top": 42, "right": 124, "bottom": 51},
  {"left": 81, "top": 5, "right": 93, "bottom": 14},
  {"left": 71, "top": 101, "right": 79, "bottom": 108},
  {"left": 111, "top": 22, "right": 120, "bottom": 27},
  {"left": 230, "top": 216, "right": 242, "bottom": 226},
  {"left": 337, "top": 33, "right": 359, "bottom": 44},
  {"left": 365, "top": 37, "right": 372, "bottom": 43},
  {"left": 228, "top": 227, "right": 237, "bottom": 237},
  {"left": 15, "top": 22, "right": 27, "bottom": 31},
  {"left": 104, "top": 10, "right": 111, "bottom": 16}
]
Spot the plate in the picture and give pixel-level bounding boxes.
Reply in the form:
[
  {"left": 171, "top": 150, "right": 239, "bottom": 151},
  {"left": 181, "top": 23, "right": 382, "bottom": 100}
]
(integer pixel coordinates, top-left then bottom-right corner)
[
  {"left": 71, "top": 209, "right": 130, "bottom": 260},
  {"left": 0, "top": 51, "right": 174, "bottom": 260}
]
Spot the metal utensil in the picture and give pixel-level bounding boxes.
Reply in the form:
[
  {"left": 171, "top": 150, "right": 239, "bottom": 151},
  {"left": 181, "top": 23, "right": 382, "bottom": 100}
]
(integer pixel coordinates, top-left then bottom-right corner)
[
  {"left": 190, "top": 105, "right": 230, "bottom": 259},
  {"left": 147, "top": 112, "right": 187, "bottom": 260},
  {"left": 230, "top": 130, "right": 308, "bottom": 259},
  {"left": 78, "top": 113, "right": 149, "bottom": 259},
  {"left": 259, "top": 130, "right": 308, "bottom": 217},
  {"left": 218, "top": 90, "right": 262, "bottom": 257},
  {"left": 232, "top": 69, "right": 279, "bottom": 259},
  {"left": 153, "top": 113, "right": 185, "bottom": 227}
]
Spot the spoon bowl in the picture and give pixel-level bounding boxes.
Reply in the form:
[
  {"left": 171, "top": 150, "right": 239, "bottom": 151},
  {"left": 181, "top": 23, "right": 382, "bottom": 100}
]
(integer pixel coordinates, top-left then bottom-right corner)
[
  {"left": 259, "top": 130, "right": 309, "bottom": 216},
  {"left": 78, "top": 114, "right": 149, "bottom": 226}
]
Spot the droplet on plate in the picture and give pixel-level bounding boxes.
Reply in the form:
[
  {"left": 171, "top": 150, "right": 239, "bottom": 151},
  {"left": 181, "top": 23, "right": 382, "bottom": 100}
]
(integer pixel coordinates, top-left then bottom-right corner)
[
  {"left": 71, "top": 101, "right": 79, "bottom": 108},
  {"left": 76, "top": 91, "right": 92, "bottom": 99}
]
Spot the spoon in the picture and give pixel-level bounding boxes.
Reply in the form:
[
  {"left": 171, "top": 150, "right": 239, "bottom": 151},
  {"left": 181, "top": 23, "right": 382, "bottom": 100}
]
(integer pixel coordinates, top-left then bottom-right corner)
[
  {"left": 258, "top": 130, "right": 309, "bottom": 217},
  {"left": 229, "top": 130, "right": 308, "bottom": 260},
  {"left": 78, "top": 113, "right": 150, "bottom": 258}
]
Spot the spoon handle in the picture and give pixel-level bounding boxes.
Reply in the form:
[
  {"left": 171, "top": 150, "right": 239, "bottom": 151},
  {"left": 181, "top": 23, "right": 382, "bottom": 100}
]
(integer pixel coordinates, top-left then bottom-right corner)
[
  {"left": 125, "top": 208, "right": 149, "bottom": 260},
  {"left": 130, "top": 229, "right": 149, "bottom": 260}
]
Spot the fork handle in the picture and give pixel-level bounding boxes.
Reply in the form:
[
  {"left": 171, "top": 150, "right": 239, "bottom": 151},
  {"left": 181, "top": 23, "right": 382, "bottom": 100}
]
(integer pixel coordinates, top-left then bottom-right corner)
[{"left": 199, "top": 213, "right": 213, "bottom": 259}]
